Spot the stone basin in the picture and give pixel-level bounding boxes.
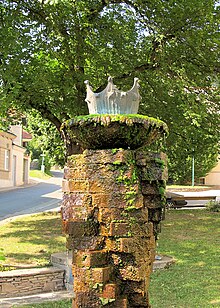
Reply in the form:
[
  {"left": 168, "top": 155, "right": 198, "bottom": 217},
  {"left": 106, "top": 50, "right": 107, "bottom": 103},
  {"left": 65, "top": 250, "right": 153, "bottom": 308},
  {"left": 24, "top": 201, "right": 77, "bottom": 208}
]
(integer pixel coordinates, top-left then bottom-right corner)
[{"left": 64, "top": 114, "right": 168, "bottom": 150}]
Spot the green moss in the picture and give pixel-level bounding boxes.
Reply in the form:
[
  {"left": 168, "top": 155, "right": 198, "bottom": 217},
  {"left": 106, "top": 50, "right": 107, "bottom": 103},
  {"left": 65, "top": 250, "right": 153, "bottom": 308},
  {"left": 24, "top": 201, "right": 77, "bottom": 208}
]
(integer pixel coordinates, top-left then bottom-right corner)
[
  {"left": 159, "top": 186, "right": 165, "bottom": 196},
  {"left": 113, "top": 160, "right": 122, "bottom": 165},
  {"left": 66, "top": 114, "right": 168, "bottom": 130},
  {"left": 154, "top": 158, "right": 165, "bottom": 171},
  {"left": 124, "top": 205, "right": 137, "bottom": 212},
  {"left": 99, "top": 297, "right": 116, "bottom": 306}
]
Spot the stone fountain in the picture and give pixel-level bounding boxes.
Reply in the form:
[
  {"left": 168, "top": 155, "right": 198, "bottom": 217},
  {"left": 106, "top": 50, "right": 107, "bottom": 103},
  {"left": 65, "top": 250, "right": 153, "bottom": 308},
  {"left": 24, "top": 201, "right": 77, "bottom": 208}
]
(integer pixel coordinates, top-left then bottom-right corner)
[{"left": 61, "top": 77, "right": 168, "bottom": 307}]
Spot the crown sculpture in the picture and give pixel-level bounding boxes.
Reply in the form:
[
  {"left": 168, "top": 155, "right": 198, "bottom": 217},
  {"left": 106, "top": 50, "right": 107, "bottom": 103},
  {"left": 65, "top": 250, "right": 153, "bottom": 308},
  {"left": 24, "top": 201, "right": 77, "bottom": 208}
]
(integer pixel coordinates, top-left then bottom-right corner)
[{"left": 85, "top": 77, "right": 141, "bottom": 114}]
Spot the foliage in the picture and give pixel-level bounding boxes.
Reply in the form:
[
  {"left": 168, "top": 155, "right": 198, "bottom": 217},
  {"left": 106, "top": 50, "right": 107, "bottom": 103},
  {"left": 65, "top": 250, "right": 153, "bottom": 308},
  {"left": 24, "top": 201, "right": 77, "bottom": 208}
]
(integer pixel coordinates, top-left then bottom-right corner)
[
  {"left": 205, "top": 200, "right": 220, "bottom": 212},
  {"left": 26, "top": 113, "right": 66, "bottom": 168},
  {"left": 0, "top": 248, "right": 5, "bottom": 261},
  {"left": 1, "top": 0, "right": 219, "bottom": 182},
  {"left": 149, "top": 209, "right": 220, "bottom": 307},
  {"left": 0, "top": 248, "right": 6, "bottom": 271}
]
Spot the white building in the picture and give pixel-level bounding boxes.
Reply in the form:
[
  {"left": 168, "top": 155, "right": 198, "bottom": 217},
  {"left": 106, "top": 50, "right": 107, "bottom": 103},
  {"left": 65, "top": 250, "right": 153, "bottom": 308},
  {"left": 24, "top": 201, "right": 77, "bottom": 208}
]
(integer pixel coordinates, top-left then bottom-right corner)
[
  {"left": 0, "top": 125, "right": 32, "bottom": 188},
  {"left": 204, "top": 159, "right": 220, "bottom": 186}
]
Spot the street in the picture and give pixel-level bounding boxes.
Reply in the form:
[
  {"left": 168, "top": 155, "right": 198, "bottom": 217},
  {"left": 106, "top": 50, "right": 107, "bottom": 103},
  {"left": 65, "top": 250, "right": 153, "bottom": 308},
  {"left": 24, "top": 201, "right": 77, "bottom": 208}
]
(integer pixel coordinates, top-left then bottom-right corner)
[{"left": 0, "top": 171, "right": 63, "bottom": 222}]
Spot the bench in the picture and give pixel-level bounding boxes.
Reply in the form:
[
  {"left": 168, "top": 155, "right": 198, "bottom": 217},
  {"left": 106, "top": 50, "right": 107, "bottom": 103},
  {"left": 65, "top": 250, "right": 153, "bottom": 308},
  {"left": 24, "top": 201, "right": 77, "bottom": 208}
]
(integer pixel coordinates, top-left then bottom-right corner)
[{"left": 166, "top": 192, "right": 216, "bottom": 208}]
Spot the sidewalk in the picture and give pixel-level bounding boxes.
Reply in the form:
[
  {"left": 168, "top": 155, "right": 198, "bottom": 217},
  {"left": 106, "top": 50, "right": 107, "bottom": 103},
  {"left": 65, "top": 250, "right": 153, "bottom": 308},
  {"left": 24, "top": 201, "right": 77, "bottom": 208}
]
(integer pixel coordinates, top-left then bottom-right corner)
[
  {"left": 0, "top": 290, "right": 73, "bottom": 308},
  {"left": 0, "top": 170, "right": 64, "bottom": 194},
  {"left": 0, "top": 179, "right": 39, "bottom": 193}
]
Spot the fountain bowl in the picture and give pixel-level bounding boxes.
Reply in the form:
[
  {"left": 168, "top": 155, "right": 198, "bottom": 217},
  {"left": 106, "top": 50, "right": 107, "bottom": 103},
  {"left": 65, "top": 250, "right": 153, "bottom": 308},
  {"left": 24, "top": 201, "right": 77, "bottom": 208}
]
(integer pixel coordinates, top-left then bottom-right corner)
[{"left": 63, "top": 114, "right": 168, "bottom": 150}]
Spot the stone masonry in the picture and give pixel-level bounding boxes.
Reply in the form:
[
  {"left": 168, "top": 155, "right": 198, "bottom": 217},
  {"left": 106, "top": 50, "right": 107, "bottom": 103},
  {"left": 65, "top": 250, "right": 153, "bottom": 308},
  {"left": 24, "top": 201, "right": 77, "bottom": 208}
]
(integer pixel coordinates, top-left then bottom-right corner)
[
  {"left": 62, "top": 148, "right": 167, "bottom": 307},
  {"left": 0, "top": 267, "right": 65, "bottom": 298}
]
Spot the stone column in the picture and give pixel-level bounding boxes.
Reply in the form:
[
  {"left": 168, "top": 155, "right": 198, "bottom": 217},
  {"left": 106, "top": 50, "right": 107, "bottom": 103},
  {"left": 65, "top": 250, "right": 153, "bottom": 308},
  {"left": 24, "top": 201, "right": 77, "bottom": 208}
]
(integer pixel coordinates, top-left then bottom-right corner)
[{"left": 62, "top": 148, "right": 167, "bottom": 307}]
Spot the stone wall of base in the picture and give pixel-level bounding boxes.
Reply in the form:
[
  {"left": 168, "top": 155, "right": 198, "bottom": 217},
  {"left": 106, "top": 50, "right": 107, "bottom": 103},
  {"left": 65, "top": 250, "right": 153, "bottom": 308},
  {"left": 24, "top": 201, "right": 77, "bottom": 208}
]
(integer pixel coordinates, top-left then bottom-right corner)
[
  {"left": 62, "top": 149, "right": 167, "bottom": 307},
  {"left": 0, "top": 267, "right": 65, "bottom": 298}
]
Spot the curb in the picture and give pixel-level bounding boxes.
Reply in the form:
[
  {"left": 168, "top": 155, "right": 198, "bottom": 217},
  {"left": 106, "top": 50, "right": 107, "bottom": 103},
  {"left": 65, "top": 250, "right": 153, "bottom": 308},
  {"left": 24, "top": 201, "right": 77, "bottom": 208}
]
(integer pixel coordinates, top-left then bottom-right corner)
[
  {"left": 0, "top": 181, "right": 39, "bottom": 194},
  {"left": 0, "top": 290, "right": 73, "bottom": 308}
]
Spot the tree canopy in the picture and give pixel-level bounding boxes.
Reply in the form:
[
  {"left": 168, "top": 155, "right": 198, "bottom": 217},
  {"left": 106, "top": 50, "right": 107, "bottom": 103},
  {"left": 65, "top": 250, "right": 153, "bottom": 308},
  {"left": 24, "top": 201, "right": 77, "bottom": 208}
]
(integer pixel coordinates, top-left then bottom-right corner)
[{"left": 1, "top": 0, "right": 219, "bottom": 182}]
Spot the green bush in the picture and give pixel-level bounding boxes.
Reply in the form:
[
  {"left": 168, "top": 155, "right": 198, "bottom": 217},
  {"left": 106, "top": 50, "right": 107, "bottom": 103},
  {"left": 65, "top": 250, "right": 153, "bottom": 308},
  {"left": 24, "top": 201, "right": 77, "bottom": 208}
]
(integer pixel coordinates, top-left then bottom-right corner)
[{"left": 205, "top": 200, "right": 220, "bottom": 212}]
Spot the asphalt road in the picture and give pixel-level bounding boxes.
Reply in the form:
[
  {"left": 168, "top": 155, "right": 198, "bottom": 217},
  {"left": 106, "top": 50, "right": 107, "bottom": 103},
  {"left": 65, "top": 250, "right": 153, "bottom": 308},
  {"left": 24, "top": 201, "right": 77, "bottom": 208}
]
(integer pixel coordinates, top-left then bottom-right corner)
[{"left": 0, "top": 171, "right": 63, "bottom": 222}]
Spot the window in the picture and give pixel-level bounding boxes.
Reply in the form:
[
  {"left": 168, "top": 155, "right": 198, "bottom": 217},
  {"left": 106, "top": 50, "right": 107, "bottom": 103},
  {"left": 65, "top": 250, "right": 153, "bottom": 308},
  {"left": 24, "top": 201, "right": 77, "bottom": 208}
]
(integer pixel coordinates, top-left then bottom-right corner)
[{"left": 4, "top": 149, "right": 10, "bottom": 171}]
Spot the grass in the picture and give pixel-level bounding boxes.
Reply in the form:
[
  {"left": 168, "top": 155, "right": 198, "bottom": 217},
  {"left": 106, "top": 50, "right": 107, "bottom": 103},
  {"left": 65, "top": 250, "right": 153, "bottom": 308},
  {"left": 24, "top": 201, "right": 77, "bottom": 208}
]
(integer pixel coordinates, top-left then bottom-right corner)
[
  {"left": 149, "top": 209, "right": 220, "bottom": 307},
  {"left": 13, "top": 300, "right": 72, "bottom": 308},
  {"left": 0, "top": 212, "right": 66, "bottom": 268},
  {"left": 2, "top": 210, "right": 219, "bottom": 307},
  {"left": 29, "top": 170, "right": 52, "bottom": 180}
]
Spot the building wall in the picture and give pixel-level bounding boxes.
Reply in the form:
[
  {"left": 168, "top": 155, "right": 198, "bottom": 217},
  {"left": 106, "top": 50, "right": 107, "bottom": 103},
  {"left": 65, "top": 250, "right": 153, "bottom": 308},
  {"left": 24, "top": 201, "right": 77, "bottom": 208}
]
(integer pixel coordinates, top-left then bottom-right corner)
[
  {"left": 12, "top": 145, "right": 27, "bottom": 187},
  {"left": 0, "top": 134, "right": 14, "bottom": 187},
  {"left": 10, "top": 125, "right": 22, "bottom": 147},
  {"left": 0, "top": 130, "right": 31, "bottom": 188},
  {"left": 205, "top": 160, "right": 220, "bottom": 186}
]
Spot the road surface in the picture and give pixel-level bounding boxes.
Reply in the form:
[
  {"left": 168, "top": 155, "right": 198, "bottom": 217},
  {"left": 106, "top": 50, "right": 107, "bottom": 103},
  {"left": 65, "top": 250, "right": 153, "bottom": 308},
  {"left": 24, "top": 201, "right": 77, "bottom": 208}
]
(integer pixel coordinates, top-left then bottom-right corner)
[{"left": 0, "top": 171, "right": 63, "bottom": 222}]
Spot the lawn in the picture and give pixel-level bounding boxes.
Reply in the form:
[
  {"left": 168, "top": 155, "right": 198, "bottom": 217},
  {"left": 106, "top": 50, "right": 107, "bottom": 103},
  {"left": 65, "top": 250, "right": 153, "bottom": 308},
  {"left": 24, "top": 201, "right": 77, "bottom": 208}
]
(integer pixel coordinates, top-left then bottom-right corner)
[
  {"left": 29, "top": 170, "right": 52, "bottom": 180},
  {"left": 0, "top": 210, "right": 219, "bottom": 307},
  {"left": 0, "top": 212, "right": 66, "bottom": 268},
  {"left": 149, "top": 209, "right": 220, "bottom": 307}
]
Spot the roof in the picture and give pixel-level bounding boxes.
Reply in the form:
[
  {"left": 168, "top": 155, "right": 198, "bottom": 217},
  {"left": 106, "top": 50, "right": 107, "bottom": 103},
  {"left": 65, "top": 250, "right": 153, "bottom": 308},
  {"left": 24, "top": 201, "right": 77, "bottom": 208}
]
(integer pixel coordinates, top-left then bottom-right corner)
[
  {"left": 0, "top": 131, "right": 17, "bottom": 140},
  {"left": 22, "top": 130, "right": 32, "bottom": 141}
]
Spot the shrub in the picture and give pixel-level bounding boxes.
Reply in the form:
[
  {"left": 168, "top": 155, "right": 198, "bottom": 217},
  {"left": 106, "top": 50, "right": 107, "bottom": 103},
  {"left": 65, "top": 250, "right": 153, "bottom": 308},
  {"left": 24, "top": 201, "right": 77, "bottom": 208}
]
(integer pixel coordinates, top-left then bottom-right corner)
[{"left": 205, "top": 200, "right": 220, "bottom": 212}]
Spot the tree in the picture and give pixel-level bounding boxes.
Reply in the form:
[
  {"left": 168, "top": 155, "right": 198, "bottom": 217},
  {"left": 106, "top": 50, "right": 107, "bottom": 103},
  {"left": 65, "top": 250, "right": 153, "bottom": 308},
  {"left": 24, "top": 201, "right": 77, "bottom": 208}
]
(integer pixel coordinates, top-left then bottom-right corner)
[
  {"left": 0, "top": 0, "right": 219, "bottom": 182},
  {"left": 26, "top": 112, "right": 66, "bottom": 168}
]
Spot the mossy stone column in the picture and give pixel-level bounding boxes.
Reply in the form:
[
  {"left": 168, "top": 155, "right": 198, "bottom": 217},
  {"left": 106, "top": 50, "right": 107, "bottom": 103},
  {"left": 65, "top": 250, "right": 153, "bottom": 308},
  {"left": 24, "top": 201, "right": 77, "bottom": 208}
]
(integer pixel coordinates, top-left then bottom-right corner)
[{"left": 62, "top": 115, "right": 168, "bottom": 308}]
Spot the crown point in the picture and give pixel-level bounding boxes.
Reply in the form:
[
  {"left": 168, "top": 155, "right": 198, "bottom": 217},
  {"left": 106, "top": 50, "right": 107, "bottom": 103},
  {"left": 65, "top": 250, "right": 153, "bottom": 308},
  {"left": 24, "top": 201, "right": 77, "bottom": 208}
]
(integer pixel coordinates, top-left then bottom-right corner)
[{"left": 85, "top": 77, "right": 141, "bottom": 114}]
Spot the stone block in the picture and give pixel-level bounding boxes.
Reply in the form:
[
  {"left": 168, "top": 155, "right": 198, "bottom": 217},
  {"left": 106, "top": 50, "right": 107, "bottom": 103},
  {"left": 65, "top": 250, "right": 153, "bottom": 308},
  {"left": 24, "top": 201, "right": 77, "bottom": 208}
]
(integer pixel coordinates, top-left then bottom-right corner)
[
  {"left": 119, "top": 265, "right": 146, "bottom": 282},
  {"left": 66, "top": 236, "right": 105, "bottom": 250},
  {"left": 143, "top": 195, "right": 162, "bottom": 209},
  {"left": 1, "top": 283, "right": 17, "bottom": 293},
  {"left": 149, "top": 249, "right": 156, "bottom": 263},
  {"left": 104, "top": 238, "right": 120, "bottom": 252},
  {"left": 102, "top": 283, "right": 119, "bottom": 299},
  {"left": 136, "top": 151, "right": 167, "bottom": 166},
  {"left": 64, "top": 167, "right": 87, "bottom": 180},
  {"left": 62, "top": 179, "right": 89, "bottom": 192},
  {"left": 122, "top": 280, "right": 147, "bottom": 295},
  {"left": 82, "top": 149, "right": 131, "bottom": 165},
  {"left": 93, "top": 193, "right": 111, "bottom": 208},
  {"left": 62, "top": 193, "right": 92, "bottom": 208},
  {"left": 120, "top": 236, "right": 153, "bottom": 256},
  {"left": 148, "top": 208, "right": 163, "bottom": 222},
  {"left": 124, "top": 207, "right": 149, "bottom": 223},
  {"left": 98, "top": 208, "right": 126, "bottom": 224},
  {"left": 113, "top": 297, "right": 128, "bottom": 308},
  {"left": 140, "top": 166, "right": 168, "bottom": 181},
  {"left": 91, "top": 266, "right": 112, "bottom": 284},
  {"left": 73, "top": 250, "right": 108, "bottom": 268},
  {"left": 62, "top": 193, "right": 93, "bottom": 221},
  {"left": 130, "top": 222, "right": 153, "bottom": 238},
  {"left": 63, "top": 221, "right": 99, "bottom": 237},
  {"left": 129, "top": 293, "right": 149, "bottom": 307},
  {"left": 93, "top": 193, "right": 127, "bottom": 209},
  {"left": 73, "top": 290, "right": 100, "bottom": 308},
  {"left": 109, "top": 222, "right": 130, "bottom": 237},
  {"left": 141, "top": 182, "right": 160, "bottom": 195},
  {"left": 148, "top": 234, "right": 156, "bottom": 250},
  {"left": 89, "top": 180, "right": 107, "bottom": 193}
]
